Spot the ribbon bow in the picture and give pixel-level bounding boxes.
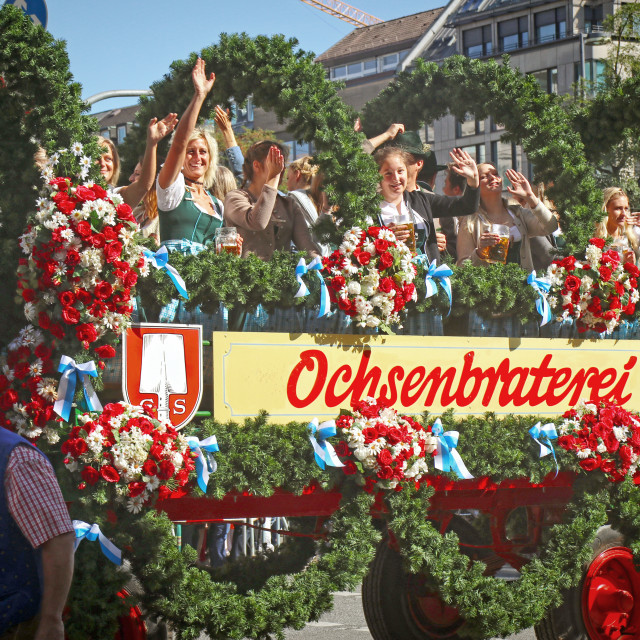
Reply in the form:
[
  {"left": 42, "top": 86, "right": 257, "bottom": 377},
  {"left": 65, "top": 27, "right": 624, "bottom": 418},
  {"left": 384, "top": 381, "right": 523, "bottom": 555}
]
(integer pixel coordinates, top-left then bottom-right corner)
[
  {"left": 53, "top": 355, "right": 102, "bottom": 422},
  {"left": 294, "top": 256, "right": 330, "bottom": 318},
  {"left": 431, "top": 418, "right": 473, "bottom": 479},
  {"left": 144, "top": 246, "right": 189, "bottom": 300},
  {"left": 308, "top": 418, "right": 344, "bottom": 470},
  {"left": 527, "top": 272, "right": 552, "bottom": 327},
  {"left": 413, "top": 256, "right": 453, "bottom": 316},
  {"left": 187, "top": 436, "right": 220, "bottom": 493},
  {"left": 529, "top": 421, "right": 559, "bottom": 476},
  {"left": 73, "top": 520, "right": 122, "bottom": 565}
]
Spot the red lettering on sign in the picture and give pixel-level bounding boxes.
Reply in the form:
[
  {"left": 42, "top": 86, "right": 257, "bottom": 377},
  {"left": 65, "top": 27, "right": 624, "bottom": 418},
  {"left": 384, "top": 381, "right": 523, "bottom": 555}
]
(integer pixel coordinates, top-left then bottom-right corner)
[{"left": 285, "top": 349, "right": 638, "bottom": 411}]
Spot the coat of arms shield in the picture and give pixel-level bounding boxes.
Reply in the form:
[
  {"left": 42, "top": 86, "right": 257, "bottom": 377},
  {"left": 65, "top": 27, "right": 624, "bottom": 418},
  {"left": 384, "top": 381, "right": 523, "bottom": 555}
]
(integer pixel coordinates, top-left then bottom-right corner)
[{"left": 122, "top": 323, "right": 203, "bottom": 429}]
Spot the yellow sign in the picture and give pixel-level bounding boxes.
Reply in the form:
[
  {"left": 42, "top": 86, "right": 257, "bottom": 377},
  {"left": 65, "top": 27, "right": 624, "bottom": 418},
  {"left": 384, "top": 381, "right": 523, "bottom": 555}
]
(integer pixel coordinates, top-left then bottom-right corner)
[{"left": 212, "top": 332, "right": 640, "bottom": 421}]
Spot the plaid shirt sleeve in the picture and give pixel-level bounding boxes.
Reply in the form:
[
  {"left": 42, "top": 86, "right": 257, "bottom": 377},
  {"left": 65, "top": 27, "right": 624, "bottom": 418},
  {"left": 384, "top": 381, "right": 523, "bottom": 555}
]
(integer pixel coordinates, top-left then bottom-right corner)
[{"left": 5, "top": 445, "right": 74, "bottom": 548}]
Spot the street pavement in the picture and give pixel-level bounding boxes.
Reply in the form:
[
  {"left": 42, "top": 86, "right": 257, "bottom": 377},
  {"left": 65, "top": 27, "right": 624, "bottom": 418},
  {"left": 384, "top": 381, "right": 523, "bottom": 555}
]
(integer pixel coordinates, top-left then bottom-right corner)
[{"left": 283, "top": 586, "right": 536, "bottom": 640}]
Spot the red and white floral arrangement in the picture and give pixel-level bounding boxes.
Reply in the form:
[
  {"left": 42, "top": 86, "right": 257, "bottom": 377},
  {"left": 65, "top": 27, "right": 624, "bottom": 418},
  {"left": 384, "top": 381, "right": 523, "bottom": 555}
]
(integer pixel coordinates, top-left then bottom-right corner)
[
  {"left": 546, "top": 238, "right": 640, "bottom": 334},
  {"left": 334, "top": 397, "right": 437, "bottom": 491},
  {"left": 0, "top": 326, "right": 58, "bottom": 441},
  {"left": 557, "top": 399, "right": 640, "bottom": 482},
  {"left": 322, "top": 226, "right": 417, "bottom": 331},
  {"left": 62, "top": 402, "right": 195, "bottom": 513}
]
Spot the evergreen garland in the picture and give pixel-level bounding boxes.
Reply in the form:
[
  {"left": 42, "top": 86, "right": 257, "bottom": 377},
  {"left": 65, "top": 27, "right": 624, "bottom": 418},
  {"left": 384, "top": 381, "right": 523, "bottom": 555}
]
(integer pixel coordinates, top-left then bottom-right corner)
[{"left": 59, "top": 410, "right": 640, "bottom": 639}]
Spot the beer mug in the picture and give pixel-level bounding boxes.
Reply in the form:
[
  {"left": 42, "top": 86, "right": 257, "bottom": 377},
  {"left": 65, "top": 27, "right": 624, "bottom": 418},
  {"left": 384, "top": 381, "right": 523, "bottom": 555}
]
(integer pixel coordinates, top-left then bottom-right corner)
[
  {"left": 477, "top": 223, "right": 510, "bottom": 264},
  {"left": 215, "top": 227, "right": 240, "bottom": 255},
  {"left": 395, "top": 212, "right": 416, "bottom": 253}
]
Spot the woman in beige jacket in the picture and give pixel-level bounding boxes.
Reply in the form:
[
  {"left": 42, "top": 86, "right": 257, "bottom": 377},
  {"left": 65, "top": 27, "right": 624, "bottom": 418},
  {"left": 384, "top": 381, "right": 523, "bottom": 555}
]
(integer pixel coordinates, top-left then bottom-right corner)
[{"left": 456, "top": 163, "right": 557, "bottom": 272}]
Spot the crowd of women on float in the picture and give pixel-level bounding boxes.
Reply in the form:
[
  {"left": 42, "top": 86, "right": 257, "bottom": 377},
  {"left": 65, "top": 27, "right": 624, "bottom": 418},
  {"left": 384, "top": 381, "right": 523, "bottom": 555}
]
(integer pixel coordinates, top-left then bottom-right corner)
[{"left": 96, "top": 58, "right": 640, "bottom": 336}]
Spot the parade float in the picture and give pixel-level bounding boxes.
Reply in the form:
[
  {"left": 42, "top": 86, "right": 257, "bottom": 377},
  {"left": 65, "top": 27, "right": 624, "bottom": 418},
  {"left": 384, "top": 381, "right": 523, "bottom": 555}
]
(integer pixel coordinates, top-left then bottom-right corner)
[{"left": 5, "top": 5, "right": 640, "bottom": 640}]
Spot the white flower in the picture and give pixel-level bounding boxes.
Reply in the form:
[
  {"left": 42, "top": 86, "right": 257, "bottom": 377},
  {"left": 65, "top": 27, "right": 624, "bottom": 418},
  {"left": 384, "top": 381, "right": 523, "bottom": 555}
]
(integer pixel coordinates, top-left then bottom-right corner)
[
  {"left": 79, "top": 155, "right": 92, "bottom": 170},
  {"left": 126, "top": 496, "right": 145, "bottom": 514},
  {"left": 41, "top": 166, "right": 54, "bottom": 181},
  {"left": 23, "top": 302, "right": 38, "bottom": 322},
  {"left": 71, "top": 141, "right": 84, "bottom": 156},
  {"left": 585, "top": 245, "right": 602, "bottom": 264}
]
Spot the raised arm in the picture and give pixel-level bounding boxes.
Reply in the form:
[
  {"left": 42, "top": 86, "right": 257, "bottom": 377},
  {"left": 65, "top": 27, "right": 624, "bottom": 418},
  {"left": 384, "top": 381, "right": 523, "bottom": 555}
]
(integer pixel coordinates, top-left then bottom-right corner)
[
  {"left": 363, "top": 123, "right": 405, "bottom": 153},
  {"left": 214, "top": 105, "right": 244, "bottom": 180},
  {"left": 158, "top": 58, "right": 215, "bottom": 189},
  {"left": 118, "top": 114, "right": 177, "bottom": 207}
]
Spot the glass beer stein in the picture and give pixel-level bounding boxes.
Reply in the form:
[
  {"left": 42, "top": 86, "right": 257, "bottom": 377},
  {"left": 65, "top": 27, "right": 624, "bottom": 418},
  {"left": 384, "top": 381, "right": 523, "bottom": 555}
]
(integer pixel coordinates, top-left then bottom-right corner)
[
  {"left": 477, "top": 223, "right": 510, "bottom": 264},
  {"left": 215, "top": 227, "right": 240, "bottom": 255},
  {"left": 395, "top": 212, "right": 416, "bottom": 253}
]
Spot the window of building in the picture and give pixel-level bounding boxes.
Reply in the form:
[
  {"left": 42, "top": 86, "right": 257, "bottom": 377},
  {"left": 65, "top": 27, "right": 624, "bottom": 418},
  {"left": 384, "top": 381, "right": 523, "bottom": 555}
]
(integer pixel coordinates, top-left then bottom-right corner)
[
  {"left": 463, "top": 25, "right": 492, "bottom": 57},
  {"left": 575, "top": 60, "right": 606, "bottom": 93},
  {"left": 424, "top": 123, "right": 435, "bottom": 144},
  {"left": 498, "top": 16, "right": 529, "bottom": 52},
  {"left": 534, "top": 7, "right": 567, "bottom": 44},
  {"left": 456, "top": 113, "right": 486, "bottom": 137},
  {"left": 331, "top": 65, "right": 346, "bottom": 80},
  {"left": 532, "top": 67, "right": 558, "bottom": 94},
  {"left": 585, "top": 5, "right": 603, "bottom": 33},
  {"left": 461, "top": 144, "right": 486, "bottom": 163},
  {"left": 490, "top": 117, "right": 505, "bottom": 132},
  {"left": 330, "top": 56, "right": 391, "bottom": 81},
  {"left": 491, "top": 141, "right": 517, "bottom": 180},
  {"left": 117, "top": 125, "right": 127, "bottom": 145},
  {"left": 100, "top": 129, "right": 110, "bottom": 140}
]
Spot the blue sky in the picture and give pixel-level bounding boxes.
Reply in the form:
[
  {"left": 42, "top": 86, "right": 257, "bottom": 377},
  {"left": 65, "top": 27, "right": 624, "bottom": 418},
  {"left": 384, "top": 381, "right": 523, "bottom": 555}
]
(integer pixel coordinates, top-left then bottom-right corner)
[{"left": 38, "top": 0, "right": 442, "bottom": 113}]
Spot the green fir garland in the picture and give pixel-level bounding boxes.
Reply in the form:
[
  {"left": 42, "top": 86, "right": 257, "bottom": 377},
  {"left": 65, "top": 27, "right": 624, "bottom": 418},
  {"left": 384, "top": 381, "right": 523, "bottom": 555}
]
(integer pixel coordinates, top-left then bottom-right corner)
[{"left": 60, "top": 410, "right": 640, "bottom": 639}]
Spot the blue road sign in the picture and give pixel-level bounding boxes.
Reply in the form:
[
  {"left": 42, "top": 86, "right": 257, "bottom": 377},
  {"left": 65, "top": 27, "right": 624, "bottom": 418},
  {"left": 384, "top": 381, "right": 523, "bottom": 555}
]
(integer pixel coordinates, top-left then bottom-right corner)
[{"left": 3, "top": 0, "right": 47, "bottom": 29}]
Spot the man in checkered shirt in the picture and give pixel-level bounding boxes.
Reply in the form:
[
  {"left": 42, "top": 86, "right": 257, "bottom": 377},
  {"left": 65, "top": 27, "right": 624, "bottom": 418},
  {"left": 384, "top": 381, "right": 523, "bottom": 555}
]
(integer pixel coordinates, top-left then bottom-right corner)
[{"left": 1, "top": 427, "right": 74, "bottom": 639}]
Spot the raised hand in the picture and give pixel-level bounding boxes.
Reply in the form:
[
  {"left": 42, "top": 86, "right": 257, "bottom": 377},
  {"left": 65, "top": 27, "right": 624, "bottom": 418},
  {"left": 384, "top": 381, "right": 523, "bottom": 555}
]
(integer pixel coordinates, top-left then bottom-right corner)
[
  {"left": 386, "top": 123, "right": 405, "bottom": 139},
  {"left": 147, "top": 113, "right": 178, "bottom": 144},
  {"left": 214, "top": 105, "right": 232, "bottom": 133},
  {"left": 505, "top": 169, "right": 537, "bottom": 207},
  {"left": 192, "top": 57, "right": 215, "bottom": 97},
  {"left": 449, "top": 148, "right": 479, "bottom": 187},
  {"left": 264, "top": 145, "right": 285, "bottom": 182}
]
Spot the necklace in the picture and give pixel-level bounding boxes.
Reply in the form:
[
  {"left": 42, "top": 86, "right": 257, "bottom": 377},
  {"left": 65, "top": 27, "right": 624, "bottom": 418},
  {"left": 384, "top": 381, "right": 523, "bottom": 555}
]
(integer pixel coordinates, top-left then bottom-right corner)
[{"left": 185, "top": 176, "right": 204, "bottom": 187}]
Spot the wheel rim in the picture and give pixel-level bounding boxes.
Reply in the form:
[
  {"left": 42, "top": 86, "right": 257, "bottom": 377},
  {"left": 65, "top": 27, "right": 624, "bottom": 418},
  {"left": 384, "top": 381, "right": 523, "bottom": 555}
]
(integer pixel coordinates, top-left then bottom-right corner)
[
  {"left": 582, "top": 546, "right": 640, "bottom": 640},
  {"left": 405, "top": 574, "right": 465, "bottom": 638}
]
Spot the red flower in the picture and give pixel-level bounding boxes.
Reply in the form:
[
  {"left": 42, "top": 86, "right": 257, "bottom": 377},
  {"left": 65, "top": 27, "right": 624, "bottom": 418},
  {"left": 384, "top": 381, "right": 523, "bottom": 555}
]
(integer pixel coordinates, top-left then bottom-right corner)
[
  {"left": 75, "top": 221, "right": 92, "bottom": 239},
  {"left": 579, "top": 457, "right": 601, "bottom": 471},
  {"left": 624, "top": 262, "right": 640, "bottom": 277},
  {"left": 377, "top": 465, "right": 394, "bottom": 480},
  {"left": 91, "top": 184, "right": 108, "bottom": 199},
  {"left": 55, "top": 198, "right": 77, "bottom": 215},
  {"left": 100, "top": 465, "right": 120, "bottom": 482},
  {"left": 65, "top": 250, "right": 81, "bottom": 267},
  {"left": 142, "top": 459, "right": 158, "bottom": 476},
  {"left": 61, "top": 306, "right": 81, "bottom": 325},
  {"left": 81, "top": 466, "right": 100, "bottom": 485},
  {"left": 91, "top": 233, "right": 106, "bottom": 248},
  {"left": 21, "top": 288, "right": 36, "bottom": 302},
  {"left": 599, "top": 266, "right": 612, "bottom": 282},
  {"left": 75, "top": 185, "right": 97, "bottom": 202},
  {"left": 362, "top": 427, "right": 378, "bottom": 444},
  {"left": 38, "top": 312, "right": 51, "bottom": 330},
  {"left": 356, "top": 250, "right": 371, "bottom": 266},
  {"left": 157, "top": 459, "right": 175, "bottom": 480},
  {"left": 58, "top": 290, "right": 76, "bottom": 306},
  {"left": 116, "top": 203, "right": 135, "bottom": 222},
  {"left": 378, "top": 252, "right": 394, "bottom": 270},
  {"left": 104, "top": 241, "right": 123, "bottom": 263},
  {"left": 343, "top": 460, "right": 358, "bottom": 475},
  {"left": 374, "top": 238, "right": 389, "bottom": 254},
  {"left": 377, "top": 449, "right": 393, "bottom": 466},
  {"left": 560, "top": 256, "right": 576, "bottom": 271},
  {"left": 128, "top": 481, "right": 147, "bottom": 498},
  {"left": 590, "top": 238, "right": 606, "bottom": 249},
  {"left": 386, "top": 427, "right": 402, "bottom": 446},
  {"left": 331, "top": 275, "right": 346, "bottom": 291},
  {"left": 334, "top": 441, "right": 351, "bottom": 457},
  {"left": 76, "top": 323, "right": 98, "bottom": 344},
  {"left": 122, "top": 271, "right": 138, "bottom": 288},
  {"left": 94, "top": 345, "right": 116, "bottom": 359},
  {"left": 600, "top": 459, "right": 616, "bottom": 474},
  {"left": 0, "top": 389, "right": 18, "bottom": 410},
  {"left": 94, "top": 281, "right": 113, "bottom": 300},
  {"left": 564, "top": 275, "right": 581, "bottom": 292},
  {"left": 379, "top": 277, "right": 394, "bottom": 293}
]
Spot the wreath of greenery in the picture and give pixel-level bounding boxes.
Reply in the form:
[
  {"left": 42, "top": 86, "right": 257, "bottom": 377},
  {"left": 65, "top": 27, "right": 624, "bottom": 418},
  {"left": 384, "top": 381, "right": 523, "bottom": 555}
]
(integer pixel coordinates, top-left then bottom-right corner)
[{"left": 57, "top": 410, "right": 637, "bottom": 640}]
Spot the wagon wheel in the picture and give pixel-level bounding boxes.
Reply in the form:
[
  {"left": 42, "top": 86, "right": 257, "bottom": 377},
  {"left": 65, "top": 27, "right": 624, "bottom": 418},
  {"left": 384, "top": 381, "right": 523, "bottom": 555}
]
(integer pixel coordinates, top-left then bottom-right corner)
[
  {"left": 535, "top": 526, "right": 640, "bottom": 640},
  {"left": 362, "top": 516, "right": 495, "bottom": 640}
]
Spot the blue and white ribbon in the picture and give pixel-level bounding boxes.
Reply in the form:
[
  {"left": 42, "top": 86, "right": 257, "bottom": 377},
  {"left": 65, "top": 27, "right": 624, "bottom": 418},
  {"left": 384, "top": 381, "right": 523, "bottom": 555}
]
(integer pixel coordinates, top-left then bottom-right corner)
[
  {"left": 294, "top": 256, "right": 330, "bottom": 318},
  {"left": 529, "top": 421, "right": 559, "bottom": 475},
  {"left": 308, "top": 418, "right": 344, "bottom": 470},
  {"left": 144, "top": 246, "right": 189, "bottom": 300},
  {"left": 431, "top": 418, "right": 473, "bottom": 479},
  {"left": 53, "top": 355, "right": 102, "bottom": 422},
  {"left": 413, "top": 256, "right": 453, "bottom": 315},
  {"left": 187, "top": 435, "right": 219, "bottom": 493},
  {"left": 527, "top": 272, "right": 553, "bottom": 327},
  {"left": 73, "top": 520, "right": 122, "bottom": 565}
]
